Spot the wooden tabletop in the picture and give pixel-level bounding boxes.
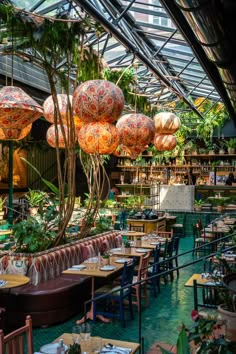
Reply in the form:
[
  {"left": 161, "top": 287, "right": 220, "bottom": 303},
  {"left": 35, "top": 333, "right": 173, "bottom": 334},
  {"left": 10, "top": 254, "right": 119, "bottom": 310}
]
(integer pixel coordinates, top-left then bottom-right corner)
[
  {"left": 122, "top": 231, "right": 147, "bottom": 238},
  {"left": 63, "top": 261, "right": 124, "bottom": 278},
  {"left": 0, "top": 274, "right": 30, "bottom": 289},
  {"left": 111, "top": 248, "right": 151, "bottom": 257},
  {"left": 184, "top": 273, "right": 220, "bottom": 287},
  {"left": 52, "top": 333, "right": 140, "bottom": 353}
]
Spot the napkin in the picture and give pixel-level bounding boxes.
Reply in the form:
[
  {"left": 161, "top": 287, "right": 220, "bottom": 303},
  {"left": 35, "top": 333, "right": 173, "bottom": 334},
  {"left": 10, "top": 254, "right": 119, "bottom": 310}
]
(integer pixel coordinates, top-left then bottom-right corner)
[
  {"left": 101, "top": 345, "right": 132, "bottom": 354},
  {"left": 0, "top": 280, "right": 7, "bottom": 287}
]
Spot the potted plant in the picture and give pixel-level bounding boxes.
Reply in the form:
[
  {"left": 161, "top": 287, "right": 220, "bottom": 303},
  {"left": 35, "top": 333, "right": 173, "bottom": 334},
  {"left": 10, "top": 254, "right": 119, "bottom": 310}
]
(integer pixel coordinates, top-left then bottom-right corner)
[
  {"left": 25, "top": 189, "right": 47, "bottom": 216},
  {"left": 68, "top": 343, "right": 81, "bottom": 354},
  {"left": 124, "top": 240, "right": 131, "bottom": 254},
  {"left": 136, "top": 237, "right": 142, "bottom": 247},
  {"left": 217, "top": 272, "right": 236, "bottom": 342},
  {"left": 194, "top": 199, "right": 204, "bottom": 211},
  {"left": 0, "top": 196, "right": 7, "bottom": 220},
  {"left": 218, "top": 140, "right": 226, "bottom": 155},
  {"left": 101, "top": 252, "right": 110, "bottom": 265},
  {"left": 225, "top": 138, "right": 236, "bottom": 154},
  {"left": 206, "top": 141, "right": 217, "bottom": 155},
  {"left": 208, "top": 196, "right": 229, "bottom": 212}
]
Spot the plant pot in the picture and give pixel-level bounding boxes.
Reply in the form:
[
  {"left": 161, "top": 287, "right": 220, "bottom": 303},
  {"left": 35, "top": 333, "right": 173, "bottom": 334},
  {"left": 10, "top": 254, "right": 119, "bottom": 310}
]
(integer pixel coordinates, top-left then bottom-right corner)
[
  {"left": 124, "top": 247, "right": 131, "bottom": 254},
  {"left": 29, "top": 207, "right": 39, "bottom": 216},
  {"left": 0, "top": 211, "right": 4, "bottom": 220},
  {"left": 136, "top": 240, "right": 142, "bottom": 247},
  {"left": 219, "top": 149, "right": 225, "bottom": 154},
  {"left": 217, "top": 304, "right": 236, "bottom": 342},
  {"left": 195, "top": 206, "right": 202, "bottom": 211},
  {"left": 216, "top": 205, "right": 224, "bottom": 212},
  {"left": 102, "top": 257, "right": 110, "bottom": 266},
  {"left": 208, "top": 150, "right": 215, "bottom": 155},
  {"left": 228, "top": 147, "right": 235, "bottom": 154}
]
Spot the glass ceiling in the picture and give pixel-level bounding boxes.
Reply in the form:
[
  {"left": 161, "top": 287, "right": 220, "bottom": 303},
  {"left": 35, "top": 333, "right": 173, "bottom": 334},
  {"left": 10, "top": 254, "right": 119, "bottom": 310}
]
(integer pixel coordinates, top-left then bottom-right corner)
[{"left": 0, "top": 0, "right": 226, "bottom": 122}]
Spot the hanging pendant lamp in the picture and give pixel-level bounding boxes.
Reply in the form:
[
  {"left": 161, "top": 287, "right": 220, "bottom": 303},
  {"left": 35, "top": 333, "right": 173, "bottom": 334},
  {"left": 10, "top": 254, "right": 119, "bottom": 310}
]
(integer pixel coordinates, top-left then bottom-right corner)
[{"left": 0, "top": 86, "right": 43, "bottom": 139}]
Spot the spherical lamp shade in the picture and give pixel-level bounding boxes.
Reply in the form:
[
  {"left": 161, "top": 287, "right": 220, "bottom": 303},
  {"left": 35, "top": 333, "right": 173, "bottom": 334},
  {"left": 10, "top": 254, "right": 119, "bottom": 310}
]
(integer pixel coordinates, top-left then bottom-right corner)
[
  {"left": 154, "top": 112, "right": 181, "bottom": 134},
  {"left": 123, "top": 145, "right": 146, "bottom": 159},
  {"left": 154, "top": 134, "right": 177, "bottom": 151},
  {"left": 116, "top": 113, "right": 155, "bottom": 147},
  {"left": 43, "top": 94, "right": 81, "bottom": 126},
  {"left": 0, "top": 124, "right": 32, "bottom": 140},
  {"left": 78, "top": 122, "right": 119, "bottom": 154},
  {"left": 73, "top": 80, "right": 124, "bottom": 123},
  {"left": 0, "top": 86, "right": 43, "bottom": 128},
  {"left": 46, "top": 124, "right": 70, "bottom": 148}
]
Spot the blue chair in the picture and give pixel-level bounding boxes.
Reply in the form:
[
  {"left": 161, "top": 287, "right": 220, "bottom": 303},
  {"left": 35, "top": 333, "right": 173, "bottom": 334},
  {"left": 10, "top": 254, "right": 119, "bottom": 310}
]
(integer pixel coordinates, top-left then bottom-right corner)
[
  {"left": 93, "top": 259, "right": 135, "bottom": 327},
  {"left": 148, "top": 245, "right": 161, "bottom": 297}
]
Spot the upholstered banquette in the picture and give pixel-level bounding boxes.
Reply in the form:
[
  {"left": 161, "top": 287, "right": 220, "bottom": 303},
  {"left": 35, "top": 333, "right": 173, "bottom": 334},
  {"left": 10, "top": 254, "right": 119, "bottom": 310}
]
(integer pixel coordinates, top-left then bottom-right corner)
[{"left": 0, "top": 231, "right": 122, "bottom": 328}]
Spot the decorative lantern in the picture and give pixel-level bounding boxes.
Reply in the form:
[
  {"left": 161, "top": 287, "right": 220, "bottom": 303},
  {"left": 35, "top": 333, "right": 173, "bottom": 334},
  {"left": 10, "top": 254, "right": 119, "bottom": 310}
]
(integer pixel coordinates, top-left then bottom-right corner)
[
  {"left": 43, "top": 94, "right": 83, "bottom": 130},
  {"left": 154, "top": 112, "right": 181, "bottom": 134},
  {"left": 46, "top": 124, "right": 70, "bottom": 148},
  {"left": 78, "top": 122, "right": 119, "bottom": 154},
  {"left": 73, "top": 80, "right": 124, "bottom": 123},
  {"left": 116, "top": 113, "right": 155, "bottom": 147},
  {"left": 0, "top": 124, "right": 32, "bottom": 141},
  {"left": 154, "top": 134, "right": 177, "bottom": 151},
  {"left": 122, "top": 145, "right": 147, "bottom": 160},
  {"left": 0, "top": 86, "right": 43, "bottom": 129},
  {"left": 0, "top": 124, "right": 32, "bottom": 140}
]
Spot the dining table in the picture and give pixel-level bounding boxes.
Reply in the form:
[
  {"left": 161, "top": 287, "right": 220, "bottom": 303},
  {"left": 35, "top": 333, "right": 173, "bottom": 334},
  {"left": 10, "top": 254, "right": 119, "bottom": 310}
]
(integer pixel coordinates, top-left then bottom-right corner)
[
  {"left": 110, "top": 247, "right": 151, "bottom": 257},
  {"left": 0, "top": 274, "right": 30, "bottom": 290},
  {"left": 51, "top": 333, "right": 140, "bottom": 354},
  {"left": 121, "top": 231, "right": 147, "bottom": 240},
  {"left": 184, "top": 273, "right": 221, "bottom": 287},
  {"left": 63, "top": 258, "right": 125, "bottom": 324}
]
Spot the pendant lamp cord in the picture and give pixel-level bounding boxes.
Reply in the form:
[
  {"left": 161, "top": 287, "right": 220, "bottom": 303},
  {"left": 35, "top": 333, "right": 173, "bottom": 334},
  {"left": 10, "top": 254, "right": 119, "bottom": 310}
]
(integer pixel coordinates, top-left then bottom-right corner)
[{"left": 11, "top": 17, "right": 14, "bottom": 86}]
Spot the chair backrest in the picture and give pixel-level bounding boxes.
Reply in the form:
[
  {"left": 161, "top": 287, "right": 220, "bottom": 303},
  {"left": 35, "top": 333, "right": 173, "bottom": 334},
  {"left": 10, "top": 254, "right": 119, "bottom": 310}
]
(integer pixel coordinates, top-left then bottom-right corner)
[
  {"left": 173, "top": 237, "right": 180, "bottom": 255},
  {"left": 193, "top": 280, "right": 218, "bottom": 311},
  {"left": 0, "top": 315, "right": 33, "bottom": 354},
  {"left": 162, "top": 239, "right": 174, "bottom": 260},
  {"left": 151, "top": 246, "right": 160, "bottom": 275},
  {"left": 155, "top": 229, "right": 173, "bottom": 239},
  {"left": 121, "top": 259, "right": 136, "bottom": 291},
  {"left": 137, "top": 253, "right": 150, "bottom": 282}
]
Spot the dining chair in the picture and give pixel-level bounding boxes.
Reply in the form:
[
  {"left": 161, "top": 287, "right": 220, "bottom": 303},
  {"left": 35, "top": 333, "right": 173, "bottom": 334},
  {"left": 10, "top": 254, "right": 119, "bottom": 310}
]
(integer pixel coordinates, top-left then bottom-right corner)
[
  {"left": 192, "top": 222, "right": 211, "bottom": 256},
  {"left": 193, "top": 280, "right": 219, "bottom": 319},
  {"left": 154, "top": 229, "right": 173, "bottom": 239},
  {"left": 171, "top": 214, "right": 186, "bottom": 238},
  {"left": 131, "top": 253, "right": 150, "bottom": 311},
  {"left": 169, "top": 237, "right": 180, "bottom": 278},
  {"left": 148, "top": 245, "right": 161, "bottom": 297},
  {"left": 159, "top": 239, "right": 174, "bottom": 283},
  {"left": 0, "top": 315, "right": 34, "bottom": 354},
  {"left": 93, "top": 259, "right": 136, "bottom": 327}
]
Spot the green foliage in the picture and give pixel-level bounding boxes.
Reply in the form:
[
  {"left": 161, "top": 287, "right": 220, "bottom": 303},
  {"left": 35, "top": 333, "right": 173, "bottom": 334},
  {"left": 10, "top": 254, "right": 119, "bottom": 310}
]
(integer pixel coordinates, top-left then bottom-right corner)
[
  {"left": 13, "top": 217, "right": 57, "bottom": 253},
  {"left": 68, "top": 342, "right": 81, "bottom": 354},
  {"left": 25, "top": 189, "right": 47, "bottom": 208},
  {"left": 124, "top": 240, "right": 131, "bottom": 248},
  {"left": 194, "top": 199, "right": 204, "bottom": 206},
  {"left": 225, "top": 138, "right": 236, "bottom": 149},
  {"left": 94, "top": 216, "right": 111, "bottom": 233}
]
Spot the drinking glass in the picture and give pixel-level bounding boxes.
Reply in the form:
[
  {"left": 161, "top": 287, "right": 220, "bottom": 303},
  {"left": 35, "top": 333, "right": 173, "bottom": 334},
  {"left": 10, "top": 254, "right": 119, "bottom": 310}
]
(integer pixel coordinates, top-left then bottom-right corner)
[
  {"left": 80, "top": 322, "right": 91, "bottom": 341},
  {"left": 72, "top": 325, "right": 81, "bottom": 344}
]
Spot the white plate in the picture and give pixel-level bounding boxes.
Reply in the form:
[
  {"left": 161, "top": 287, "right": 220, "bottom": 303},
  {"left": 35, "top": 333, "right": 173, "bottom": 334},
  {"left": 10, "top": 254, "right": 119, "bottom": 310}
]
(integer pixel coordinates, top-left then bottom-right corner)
[
  {"left": 135, "top": 248, "right": 150, "bottom": 253},
  {"left": 40, "top": 343, "right": 68, "bottom": 354},
  {"left": 72, "top": 265, "right": 86, "bottom": 270},
  {"left": 111, "top": 248, "right": 121, "bottom": 252},
  {"left": 100, "top": 265, "right": 117, "bottom": 271},
  {"left": 150, "top": 242, "right": 160, "bottom": 245},
  {"left": 115, "top": 258, "right": 129, "bottom": 263}
]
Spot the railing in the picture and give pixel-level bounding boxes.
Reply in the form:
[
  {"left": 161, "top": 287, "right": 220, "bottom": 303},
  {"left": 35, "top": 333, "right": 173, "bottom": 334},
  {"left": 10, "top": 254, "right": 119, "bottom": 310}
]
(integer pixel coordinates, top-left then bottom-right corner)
[{"left": 81, "top": 230, "right": 236, "bottom": 354}]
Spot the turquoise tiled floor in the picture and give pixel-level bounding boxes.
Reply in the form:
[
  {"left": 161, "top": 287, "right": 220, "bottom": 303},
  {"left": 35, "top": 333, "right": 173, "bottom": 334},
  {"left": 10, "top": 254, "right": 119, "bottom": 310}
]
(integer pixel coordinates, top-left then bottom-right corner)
[{"left": 32, "top": 236, "right": 203, "bottom": 352}]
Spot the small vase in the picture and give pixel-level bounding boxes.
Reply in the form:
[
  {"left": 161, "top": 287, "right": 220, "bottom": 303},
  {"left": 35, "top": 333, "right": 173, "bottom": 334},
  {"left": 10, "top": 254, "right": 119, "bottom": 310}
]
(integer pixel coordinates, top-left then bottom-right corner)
[
  {"left": 124, "top": 247, "right": 131, "bottom": 254},
  {"left": 29, "top": 207, "right": 39, "bottom": 216}
]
